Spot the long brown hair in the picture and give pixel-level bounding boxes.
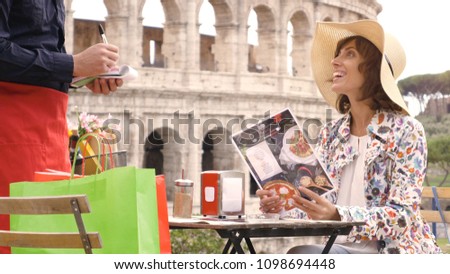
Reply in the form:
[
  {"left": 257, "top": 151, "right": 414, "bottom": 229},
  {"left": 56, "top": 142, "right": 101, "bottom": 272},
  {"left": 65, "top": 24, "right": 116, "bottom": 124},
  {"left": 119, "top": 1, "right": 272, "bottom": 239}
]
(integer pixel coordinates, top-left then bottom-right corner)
[{"left": 335, "top": 36, "right": 402, "bottom": 114}]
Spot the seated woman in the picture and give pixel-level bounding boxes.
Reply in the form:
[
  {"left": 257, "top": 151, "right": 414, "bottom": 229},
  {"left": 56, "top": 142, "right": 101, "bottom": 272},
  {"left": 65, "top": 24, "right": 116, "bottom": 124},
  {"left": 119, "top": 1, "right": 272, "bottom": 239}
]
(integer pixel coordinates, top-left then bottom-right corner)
[{"left": 257, "top": 20, "right": 442, "bottom": 254}]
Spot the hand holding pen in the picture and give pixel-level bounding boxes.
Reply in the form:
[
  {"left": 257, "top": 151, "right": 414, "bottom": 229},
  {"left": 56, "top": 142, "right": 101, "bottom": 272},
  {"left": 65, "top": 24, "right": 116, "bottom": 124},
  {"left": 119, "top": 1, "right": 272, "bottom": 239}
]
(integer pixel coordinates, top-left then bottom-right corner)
[
  {"left": 91, "top": 24, "right": 123, "bottom": 93},
  {"left": 72, "top": 23, "right": 122, "bottom": 94}
]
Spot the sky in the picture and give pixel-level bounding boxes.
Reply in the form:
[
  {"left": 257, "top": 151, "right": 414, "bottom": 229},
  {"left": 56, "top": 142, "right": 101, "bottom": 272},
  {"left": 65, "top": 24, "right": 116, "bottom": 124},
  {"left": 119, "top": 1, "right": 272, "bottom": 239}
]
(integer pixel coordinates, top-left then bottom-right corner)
[
  {"left": 71, "top": 0, "right": 450, "bottom": 80},
  {"left": 377, "top": 0, "right": 450, "bottom": 80}
]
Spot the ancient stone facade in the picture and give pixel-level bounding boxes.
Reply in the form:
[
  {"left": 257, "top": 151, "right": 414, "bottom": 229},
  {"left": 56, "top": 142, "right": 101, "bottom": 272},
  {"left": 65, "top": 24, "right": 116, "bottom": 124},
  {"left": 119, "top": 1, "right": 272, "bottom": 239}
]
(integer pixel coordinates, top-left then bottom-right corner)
[
  {"left": 63, "top": 0, "right": 382, "bottom": 253},
  {"left": 424, "top": 95, "right": 450, "bottom": 117}
]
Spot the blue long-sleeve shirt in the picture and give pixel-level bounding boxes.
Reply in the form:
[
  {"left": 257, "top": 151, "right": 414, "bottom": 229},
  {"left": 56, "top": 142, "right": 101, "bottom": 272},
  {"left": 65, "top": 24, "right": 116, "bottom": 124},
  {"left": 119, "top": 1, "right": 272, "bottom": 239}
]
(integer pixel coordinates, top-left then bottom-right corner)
[{"left": 0, "top": 0, "right": 73, "bottom": 93}]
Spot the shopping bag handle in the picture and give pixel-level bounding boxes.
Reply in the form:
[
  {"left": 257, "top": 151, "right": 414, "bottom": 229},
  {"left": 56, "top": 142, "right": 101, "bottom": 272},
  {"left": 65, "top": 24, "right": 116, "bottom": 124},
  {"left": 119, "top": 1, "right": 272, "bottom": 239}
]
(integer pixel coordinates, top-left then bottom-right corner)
[
  {"left": 80, "top": 134, "right": 108, "bottom": 175},
  {"left": 71, "top": 133, "right": 103, "bottom": 179},
  {"left": 97, "top": 131, "right": 115, "bottom": 171}
]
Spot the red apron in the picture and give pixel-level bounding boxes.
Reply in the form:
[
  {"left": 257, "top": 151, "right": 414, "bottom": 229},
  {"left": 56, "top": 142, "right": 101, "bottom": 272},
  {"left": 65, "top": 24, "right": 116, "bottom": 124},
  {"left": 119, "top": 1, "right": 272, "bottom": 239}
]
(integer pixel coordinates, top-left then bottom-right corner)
[{"left": 0, "top": 81, "right": 71, "bottom": 253}]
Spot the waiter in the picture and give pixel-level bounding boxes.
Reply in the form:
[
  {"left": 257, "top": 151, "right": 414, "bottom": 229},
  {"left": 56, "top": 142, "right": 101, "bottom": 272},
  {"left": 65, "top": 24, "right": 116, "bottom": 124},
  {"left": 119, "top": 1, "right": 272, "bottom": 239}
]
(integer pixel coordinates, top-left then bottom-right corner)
[{"left": 0, "top": 0, "right": 123, "bottom": 253}]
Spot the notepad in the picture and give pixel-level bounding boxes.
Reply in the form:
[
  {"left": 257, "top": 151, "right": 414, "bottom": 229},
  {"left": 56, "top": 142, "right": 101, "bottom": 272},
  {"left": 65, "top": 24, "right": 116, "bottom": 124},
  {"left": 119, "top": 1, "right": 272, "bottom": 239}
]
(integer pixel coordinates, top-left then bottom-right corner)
[{"left": 70, "top": 65, "right": 138, "bottom": 88}]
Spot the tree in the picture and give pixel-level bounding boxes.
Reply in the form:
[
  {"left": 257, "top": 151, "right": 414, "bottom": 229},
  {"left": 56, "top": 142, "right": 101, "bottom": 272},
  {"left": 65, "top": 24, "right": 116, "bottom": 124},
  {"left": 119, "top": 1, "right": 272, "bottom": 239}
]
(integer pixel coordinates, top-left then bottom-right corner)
[
  {"left": 399, "top": 70, "right": 450, "bottom": 96},
  {"left": 427, "top": 135, "right": 450, "bottom": 186},
  {"left": 398, "top": 71, "right": 450, "bottom": 113}
]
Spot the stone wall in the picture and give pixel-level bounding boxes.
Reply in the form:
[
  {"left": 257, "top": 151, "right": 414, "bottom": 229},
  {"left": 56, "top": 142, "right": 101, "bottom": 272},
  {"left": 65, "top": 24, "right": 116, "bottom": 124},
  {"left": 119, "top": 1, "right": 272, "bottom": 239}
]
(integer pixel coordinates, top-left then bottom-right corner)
[{"left": 424, "top": 96, "right": 450, "bottom": 116}]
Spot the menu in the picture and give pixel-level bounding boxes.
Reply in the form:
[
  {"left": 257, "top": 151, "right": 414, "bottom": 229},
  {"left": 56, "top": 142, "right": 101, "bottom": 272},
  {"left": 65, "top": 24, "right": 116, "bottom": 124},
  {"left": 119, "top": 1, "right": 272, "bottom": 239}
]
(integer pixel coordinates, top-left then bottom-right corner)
[{"left": 231, "top": 108, "right": 335, "bottom": 210}]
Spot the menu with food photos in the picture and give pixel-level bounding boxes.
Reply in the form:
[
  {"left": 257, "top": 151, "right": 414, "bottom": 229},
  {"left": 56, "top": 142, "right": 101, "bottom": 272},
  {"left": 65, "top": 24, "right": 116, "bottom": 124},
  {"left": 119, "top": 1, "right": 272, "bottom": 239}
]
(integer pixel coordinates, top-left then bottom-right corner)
[{"left": 231, "top": 108, "right": 335, "bottom": 210}]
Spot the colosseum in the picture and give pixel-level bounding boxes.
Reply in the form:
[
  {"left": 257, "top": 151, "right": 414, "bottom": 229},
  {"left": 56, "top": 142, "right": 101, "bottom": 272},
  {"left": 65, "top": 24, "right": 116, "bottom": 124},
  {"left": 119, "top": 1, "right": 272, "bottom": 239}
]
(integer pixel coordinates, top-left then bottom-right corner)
[{"left": 65, "top": 0, "right": 382, "bottom": 253}]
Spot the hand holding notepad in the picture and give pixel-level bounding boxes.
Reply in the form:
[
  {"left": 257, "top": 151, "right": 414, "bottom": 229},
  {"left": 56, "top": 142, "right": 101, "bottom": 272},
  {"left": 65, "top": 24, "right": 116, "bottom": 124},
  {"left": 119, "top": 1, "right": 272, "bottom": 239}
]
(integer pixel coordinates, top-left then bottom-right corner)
[{"left": 70, "top": 64, "right": 138, "bottom": 88}]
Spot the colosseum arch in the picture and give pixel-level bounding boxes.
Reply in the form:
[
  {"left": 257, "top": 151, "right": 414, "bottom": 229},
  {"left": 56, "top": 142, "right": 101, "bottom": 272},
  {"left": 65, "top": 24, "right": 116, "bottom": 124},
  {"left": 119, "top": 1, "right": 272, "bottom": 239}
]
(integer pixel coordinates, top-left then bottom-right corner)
[
  {"left": 202, "top": 127, "right": 234, "bottom": 171},
  {"left": 251, "top": 4, "right": 277, "bottom": 73},
  {"left": 103, "top": 0, "right": 127, "bottom": 13},
  {"left": 288, "top": 10, "right": 312, "bottom": 77},
  {"left": 198, "top": 1, "right": 216, "bottom": 71},
  {"left": 199, "top": 1, "right": 216, "bottom": 36},
  {"left": 141, "top": 1, "right": 165, "bottom": 67},
  {"left": 209, "top": 0, "right": 233, "bottom": 24},
  {"left": 143, "top": 130, "right": 164, "bottom": 176},
  {"left": 161, "top": 0, "right": 182, "bottom": 20},
  {"left": 142, "top": 126, "right": 185, "bottom": 201},
  {"left": 160, "top": 0, "right": 184, "bottom": 69},
  {"left": 69, "top": 0, "right": 108, "bottom": 54},
  {"left": 208, "top": 0, "right": 237, "bottom": 72}
]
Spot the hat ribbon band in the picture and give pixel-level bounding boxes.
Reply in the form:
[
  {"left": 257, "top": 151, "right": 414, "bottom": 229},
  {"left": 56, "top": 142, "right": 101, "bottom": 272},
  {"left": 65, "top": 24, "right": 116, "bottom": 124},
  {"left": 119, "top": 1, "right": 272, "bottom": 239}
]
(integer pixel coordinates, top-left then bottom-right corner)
[{"left": 384, "top": 54, "right": 394, "bottom": 76}]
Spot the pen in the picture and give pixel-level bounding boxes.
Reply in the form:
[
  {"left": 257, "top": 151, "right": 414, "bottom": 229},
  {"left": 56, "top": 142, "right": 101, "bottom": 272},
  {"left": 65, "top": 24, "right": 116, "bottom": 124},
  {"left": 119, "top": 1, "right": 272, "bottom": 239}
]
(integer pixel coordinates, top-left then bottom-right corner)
[{"left": 98, "top": 24, "right": 108, "bottom": 44}]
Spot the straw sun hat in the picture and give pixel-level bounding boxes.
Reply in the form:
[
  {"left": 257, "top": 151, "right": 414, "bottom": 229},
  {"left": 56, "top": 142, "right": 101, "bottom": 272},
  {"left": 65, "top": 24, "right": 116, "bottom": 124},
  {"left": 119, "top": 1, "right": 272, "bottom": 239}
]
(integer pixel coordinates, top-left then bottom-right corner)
[{"left": 311, "top": 20, "right": 409, "bottom": 114}]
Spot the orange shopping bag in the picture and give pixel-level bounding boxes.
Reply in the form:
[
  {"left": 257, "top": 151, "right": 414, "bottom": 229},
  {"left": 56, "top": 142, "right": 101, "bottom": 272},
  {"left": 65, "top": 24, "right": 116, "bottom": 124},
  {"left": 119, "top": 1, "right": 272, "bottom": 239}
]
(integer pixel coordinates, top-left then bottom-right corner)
[
  {"left": 156, "top": 175, "right": 171, "bottom": 254},
  {"left": 33, "top": 169, "right": 83, "bottom": 182}
]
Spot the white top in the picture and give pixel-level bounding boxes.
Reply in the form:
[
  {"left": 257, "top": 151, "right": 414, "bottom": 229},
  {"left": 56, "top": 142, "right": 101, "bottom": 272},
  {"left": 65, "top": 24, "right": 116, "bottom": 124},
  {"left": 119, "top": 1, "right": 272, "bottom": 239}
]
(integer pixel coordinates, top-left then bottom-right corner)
[
  {"left": 336, "top": 134, "right": 369, "bottom": 206},
  {"left": 334, "top": 135, "right": 378, "bottom": 253}
]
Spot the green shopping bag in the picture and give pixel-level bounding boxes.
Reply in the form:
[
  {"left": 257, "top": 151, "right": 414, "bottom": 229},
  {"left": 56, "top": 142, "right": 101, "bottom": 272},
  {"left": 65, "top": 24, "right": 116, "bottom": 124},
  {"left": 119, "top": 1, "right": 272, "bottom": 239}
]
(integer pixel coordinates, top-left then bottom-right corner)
[{"left": 9, "top": 166, "right": 160, "bottom": 254}]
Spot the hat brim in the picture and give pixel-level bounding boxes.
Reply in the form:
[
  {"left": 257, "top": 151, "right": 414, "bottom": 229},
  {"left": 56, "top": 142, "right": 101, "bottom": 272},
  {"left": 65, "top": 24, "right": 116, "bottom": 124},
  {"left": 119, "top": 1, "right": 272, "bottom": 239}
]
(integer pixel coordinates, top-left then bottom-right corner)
[{"left": 311, "top": 20, "right": 409, "bottom": 114}]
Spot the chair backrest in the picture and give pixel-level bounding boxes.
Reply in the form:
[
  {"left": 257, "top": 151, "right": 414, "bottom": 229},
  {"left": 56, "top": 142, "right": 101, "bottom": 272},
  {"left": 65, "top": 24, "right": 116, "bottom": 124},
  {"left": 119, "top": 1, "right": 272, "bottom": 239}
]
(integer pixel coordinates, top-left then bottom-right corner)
[
  {"left": 421, "top": 187, "right": 450, "bottom": 223},
  {"left": 421, "top": 186, "right": 450, "bottom": 246},
  {"left": 0, "top": 195, "right": 101, "bottom": 254}
]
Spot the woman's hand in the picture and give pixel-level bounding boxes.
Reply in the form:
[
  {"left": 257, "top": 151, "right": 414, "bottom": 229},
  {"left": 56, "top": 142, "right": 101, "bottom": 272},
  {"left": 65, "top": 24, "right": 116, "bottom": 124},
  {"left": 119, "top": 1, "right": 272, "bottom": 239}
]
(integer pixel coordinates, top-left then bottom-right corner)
[
  {"left": 255, "top": 189, "right": 284, "bottom": 213},
  {"left": 293, "top": 186, "right": 341, "bottom": 220}
]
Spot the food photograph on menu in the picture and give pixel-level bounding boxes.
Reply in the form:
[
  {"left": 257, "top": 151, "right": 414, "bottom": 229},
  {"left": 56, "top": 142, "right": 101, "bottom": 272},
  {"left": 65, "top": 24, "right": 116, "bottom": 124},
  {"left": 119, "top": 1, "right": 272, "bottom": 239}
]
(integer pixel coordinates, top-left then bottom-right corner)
[{"left": 232, "top": 108, "right": 334, "bottom": 211}]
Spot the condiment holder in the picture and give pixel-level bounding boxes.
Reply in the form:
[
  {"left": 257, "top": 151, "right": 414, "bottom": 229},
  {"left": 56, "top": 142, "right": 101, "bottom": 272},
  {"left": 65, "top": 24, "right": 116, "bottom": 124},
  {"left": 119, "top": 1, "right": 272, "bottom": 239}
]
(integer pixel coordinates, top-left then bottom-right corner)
[
  {"left": 172, "top": 171, "right": 194, "bottom": 218},
  {"left": 200, "top": 170, "right": 245, "bottom": 218}
]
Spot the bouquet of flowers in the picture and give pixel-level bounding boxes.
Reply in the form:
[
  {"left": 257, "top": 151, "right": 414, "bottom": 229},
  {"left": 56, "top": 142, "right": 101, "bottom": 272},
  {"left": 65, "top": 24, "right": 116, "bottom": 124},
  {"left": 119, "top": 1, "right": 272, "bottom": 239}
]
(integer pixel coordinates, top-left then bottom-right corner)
[{"left": 77, "top": 112, "right": 108, "bottom": 137}]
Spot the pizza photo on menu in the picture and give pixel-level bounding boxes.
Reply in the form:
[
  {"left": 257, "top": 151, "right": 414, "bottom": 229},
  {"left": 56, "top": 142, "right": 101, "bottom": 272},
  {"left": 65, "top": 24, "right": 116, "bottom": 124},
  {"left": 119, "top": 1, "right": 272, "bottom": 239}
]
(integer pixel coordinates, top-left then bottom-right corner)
[
  {"left": 231, "top": 108, "right": 335, "bottom": 211},
  {"left": 262, "top": 180, "right": 299, "bottom": 210}
]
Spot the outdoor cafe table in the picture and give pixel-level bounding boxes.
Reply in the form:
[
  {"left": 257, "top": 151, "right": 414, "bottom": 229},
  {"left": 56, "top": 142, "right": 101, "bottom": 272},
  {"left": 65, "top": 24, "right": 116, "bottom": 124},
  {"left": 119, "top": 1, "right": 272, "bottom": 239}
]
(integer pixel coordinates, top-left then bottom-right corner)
[{"left": 169, "top": 217, "right": 365, "bottom": 254}]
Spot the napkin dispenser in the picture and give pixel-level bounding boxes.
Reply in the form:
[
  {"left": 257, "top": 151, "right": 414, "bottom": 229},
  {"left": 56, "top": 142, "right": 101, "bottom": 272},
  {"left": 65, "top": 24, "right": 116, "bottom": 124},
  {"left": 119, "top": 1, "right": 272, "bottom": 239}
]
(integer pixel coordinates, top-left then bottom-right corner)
[{"left": 201, "top": 170, "right": 245, "bottom": 218}]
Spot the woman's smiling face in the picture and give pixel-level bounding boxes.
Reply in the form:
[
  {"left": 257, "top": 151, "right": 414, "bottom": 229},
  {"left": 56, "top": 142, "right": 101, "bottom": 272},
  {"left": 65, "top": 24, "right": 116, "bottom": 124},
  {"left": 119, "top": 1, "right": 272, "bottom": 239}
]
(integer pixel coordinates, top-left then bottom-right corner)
[{"left": 330, "top": 39, "right": 365, "bottom": 99}]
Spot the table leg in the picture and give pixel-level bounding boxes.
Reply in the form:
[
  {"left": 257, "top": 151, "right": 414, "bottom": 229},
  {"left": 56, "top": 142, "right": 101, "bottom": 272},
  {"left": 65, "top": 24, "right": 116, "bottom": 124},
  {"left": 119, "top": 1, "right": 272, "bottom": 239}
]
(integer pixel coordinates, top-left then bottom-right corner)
[
  {"left": 228, "top": 231, "right": 246, "bottom": 254},
  {"left": 222, "top": 239, "right": 233, "bottom": 254},
  {"left": 244, "top": 237, "right": 256, "bottom": 254},
  {"left": 321, "top": 229, "right": 340, "bottom": 254},
  {"left": 219, "top": 230, "right": 253, "bottom": 254}
]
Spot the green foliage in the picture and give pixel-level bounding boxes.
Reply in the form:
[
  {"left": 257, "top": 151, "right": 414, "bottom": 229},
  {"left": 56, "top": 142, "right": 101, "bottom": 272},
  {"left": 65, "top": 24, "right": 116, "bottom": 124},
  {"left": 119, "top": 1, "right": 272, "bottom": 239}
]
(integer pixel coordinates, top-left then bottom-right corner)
[
  {"left": 416, "top": 114, "right": 450, "bottom": 138},
  {"left": 428, "top": 135, "right": 450, "bottom": 164},
  {"left": 170, "top": 229, "right": 226, "bottom": 254},
  {"left": 425, "top": 172, "right": 444, "bottom": 187},
  {"left": 426, "top": 134, "right": 450, "bottom": 186},
  {"left": 416, "top": 115, "right": 450, "bottom": 186},
  {"left": 427, "top": 135, "right": 450, "bottom": 179},
  {"left": 398, "top": 70, "right": 450, "bottom": 96}
]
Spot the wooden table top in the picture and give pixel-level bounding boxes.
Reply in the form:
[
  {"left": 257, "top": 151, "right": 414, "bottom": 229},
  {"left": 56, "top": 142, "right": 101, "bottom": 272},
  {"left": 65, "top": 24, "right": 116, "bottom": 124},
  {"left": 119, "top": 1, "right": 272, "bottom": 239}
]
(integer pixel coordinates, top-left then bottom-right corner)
[{"left": 169, "top": 216, "right": 365, "bottom": 230}]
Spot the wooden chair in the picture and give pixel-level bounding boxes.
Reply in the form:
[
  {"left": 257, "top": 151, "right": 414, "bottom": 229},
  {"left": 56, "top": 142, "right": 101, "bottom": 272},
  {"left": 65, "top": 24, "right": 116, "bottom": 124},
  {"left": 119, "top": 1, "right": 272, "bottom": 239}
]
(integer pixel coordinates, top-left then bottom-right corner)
[
  {"left": 421, "top": 186, "right": 450, "bottom": 252},
  {"left": 0, "top": 194, "right": 101, "bottom": 254}
]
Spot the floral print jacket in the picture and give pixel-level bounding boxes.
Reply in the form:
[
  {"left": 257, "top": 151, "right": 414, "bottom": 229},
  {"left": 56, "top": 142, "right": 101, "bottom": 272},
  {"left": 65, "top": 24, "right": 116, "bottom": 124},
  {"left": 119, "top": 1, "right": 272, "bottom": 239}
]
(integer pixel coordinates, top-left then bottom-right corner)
[{"left": 314, "top": 110, "right": 441, "bottom": 254}]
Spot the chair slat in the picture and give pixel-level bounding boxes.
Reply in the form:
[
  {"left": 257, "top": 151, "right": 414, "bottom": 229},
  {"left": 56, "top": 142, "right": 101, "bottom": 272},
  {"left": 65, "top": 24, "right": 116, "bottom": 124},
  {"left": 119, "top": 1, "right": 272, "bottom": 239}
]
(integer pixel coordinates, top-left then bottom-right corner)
[
  {"left": 421, "top": 186, "right": 450, "bottom": 223},
  {"left": 0, "top": 194, "right": 100, "bottom": 253},
  {"left": 0, "top": 195, "right": 90, "bottom": 215},
  {"left": 421, "top": 211, "right": 450, "bottom": 223},
  {"left": 0, "top": 231, "right": 102, "bottom": 249},
  {"left": 422, "top": 187, "right": 450, "bottom": 199}
]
